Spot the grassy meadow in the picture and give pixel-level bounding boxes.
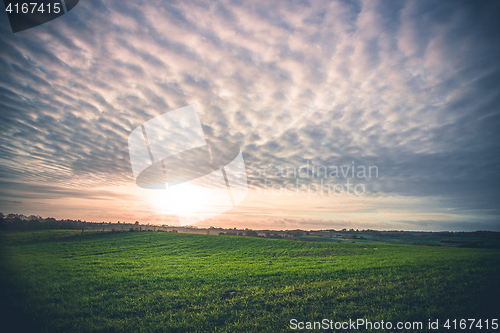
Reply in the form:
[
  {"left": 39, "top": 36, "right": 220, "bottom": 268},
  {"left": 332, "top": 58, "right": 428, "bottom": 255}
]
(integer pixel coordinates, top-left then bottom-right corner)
[{"left": 1, "top": 230, "right": 499, "bottom": 332}]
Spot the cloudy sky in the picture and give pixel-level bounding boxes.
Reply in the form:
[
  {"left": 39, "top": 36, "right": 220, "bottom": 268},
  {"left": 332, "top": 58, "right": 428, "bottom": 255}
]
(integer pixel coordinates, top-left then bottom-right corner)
[{"left": 0, "top": 0, "right": 499, "bottom": 231}]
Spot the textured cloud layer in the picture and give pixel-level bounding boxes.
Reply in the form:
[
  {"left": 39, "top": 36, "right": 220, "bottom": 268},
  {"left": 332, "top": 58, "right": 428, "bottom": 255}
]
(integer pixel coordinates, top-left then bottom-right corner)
[{"left": 0, "top": 0, "right": 499, "bottom": 230}]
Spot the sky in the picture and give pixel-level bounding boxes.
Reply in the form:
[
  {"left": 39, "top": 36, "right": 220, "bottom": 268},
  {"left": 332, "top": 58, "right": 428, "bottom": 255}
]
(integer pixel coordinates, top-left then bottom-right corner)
[{"left": 0, "top": 0, "right": 499, "bottom": 231}]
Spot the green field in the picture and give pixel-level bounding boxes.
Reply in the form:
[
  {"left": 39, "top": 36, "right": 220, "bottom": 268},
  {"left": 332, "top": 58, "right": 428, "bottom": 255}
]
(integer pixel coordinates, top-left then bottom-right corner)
[
  {"left": 1, "top": 230, "right": 499, "bottom": 332},
  {"left": 297, "top": 234, "right": 500, "bottom": 248}
]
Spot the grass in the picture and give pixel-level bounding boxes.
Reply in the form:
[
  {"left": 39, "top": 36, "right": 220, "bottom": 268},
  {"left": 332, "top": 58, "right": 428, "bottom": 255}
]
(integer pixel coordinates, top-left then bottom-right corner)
[{"left": 1, "top": 230, "right": 499, "bottom": 332}]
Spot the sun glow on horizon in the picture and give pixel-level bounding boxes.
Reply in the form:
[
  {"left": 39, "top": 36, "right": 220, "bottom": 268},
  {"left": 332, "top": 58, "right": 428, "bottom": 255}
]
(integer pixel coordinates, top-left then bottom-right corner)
[{"left": 148, "top": 185, "right": 201, "bottom": 216}]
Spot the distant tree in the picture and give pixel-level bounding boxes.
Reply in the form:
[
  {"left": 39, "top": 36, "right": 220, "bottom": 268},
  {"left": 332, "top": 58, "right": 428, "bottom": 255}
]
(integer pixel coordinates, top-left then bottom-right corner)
[
  {"left": 245, "top": 230, "right": 258, "bottom": 237},
  {"left": 290, "top": 230, "right": 303, "bottom": 237}
]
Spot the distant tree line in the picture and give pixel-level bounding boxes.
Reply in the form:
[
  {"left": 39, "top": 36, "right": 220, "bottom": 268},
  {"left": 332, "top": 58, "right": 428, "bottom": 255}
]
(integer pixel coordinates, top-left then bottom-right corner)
[{"left": 0, "top": 213, "right": 86, "bottom": 231}]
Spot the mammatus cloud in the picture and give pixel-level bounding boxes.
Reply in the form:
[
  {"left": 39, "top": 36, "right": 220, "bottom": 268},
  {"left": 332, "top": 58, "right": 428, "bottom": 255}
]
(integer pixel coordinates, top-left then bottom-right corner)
[{"left": 0, "top": 0, "right": 499, "bottom": 230}]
